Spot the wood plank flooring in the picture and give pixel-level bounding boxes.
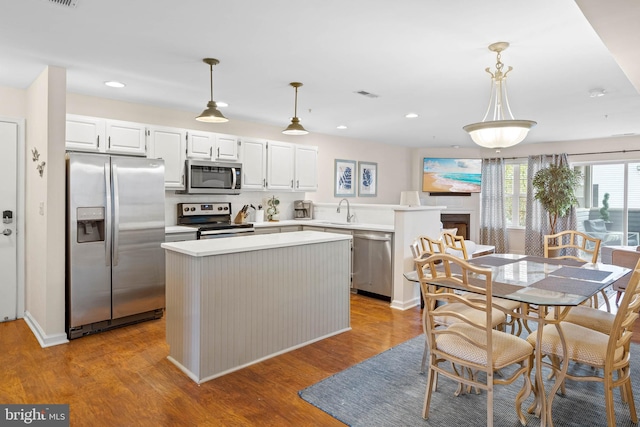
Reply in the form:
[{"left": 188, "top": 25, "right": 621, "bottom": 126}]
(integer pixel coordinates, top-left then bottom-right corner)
[
  {"left": 0, "top": 294, "right": 422, "bottom": 426},
  {"left": 1, "top": 293, "right": 638, "bottom": 426}
]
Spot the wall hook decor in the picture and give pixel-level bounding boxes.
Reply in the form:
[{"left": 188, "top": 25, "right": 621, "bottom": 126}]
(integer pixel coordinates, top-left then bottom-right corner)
[{"left": 31, "top": 148, "right": 45, "bottom": 177}]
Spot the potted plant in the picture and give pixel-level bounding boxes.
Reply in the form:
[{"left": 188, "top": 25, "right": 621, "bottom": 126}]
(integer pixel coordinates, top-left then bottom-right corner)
[
  {"left": 599, "top": 193, "right": 613, "bottom": 230},
  {"left": 532, "top": 163, "right": 583, "bottom": 235}
]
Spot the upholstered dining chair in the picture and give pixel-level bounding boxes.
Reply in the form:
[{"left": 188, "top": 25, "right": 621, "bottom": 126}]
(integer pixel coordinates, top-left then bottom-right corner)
[
  {"left": 441, "top": 231, "right": 523, "bottom": 336},
  {"left": 419, "top": 253, "right": 534, "bottom": 427},
  {"left": 526, "top": 257, "right": 640, "bottom": 427},
  {"left": 414, "top": 254, "right": 507, "bottom": 374}
]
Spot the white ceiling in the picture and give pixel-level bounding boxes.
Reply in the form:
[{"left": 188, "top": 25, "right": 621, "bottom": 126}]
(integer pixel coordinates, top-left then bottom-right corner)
[{"left": 1, "top": 0, "right": 639, "bottom": 149}]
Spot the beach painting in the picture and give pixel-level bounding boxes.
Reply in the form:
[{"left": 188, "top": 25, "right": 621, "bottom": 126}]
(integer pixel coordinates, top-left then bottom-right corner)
[{"left": 422, "top": 158, "right": 482, "bottom": 193}]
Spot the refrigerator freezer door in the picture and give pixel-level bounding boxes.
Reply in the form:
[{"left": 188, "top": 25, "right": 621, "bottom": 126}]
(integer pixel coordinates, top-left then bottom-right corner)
[
  {"left": 67, "top": 153, "right": 112, "bottom": 327},
  {"left": 111, "top": 156, "right": 165, "bottom": 319}
]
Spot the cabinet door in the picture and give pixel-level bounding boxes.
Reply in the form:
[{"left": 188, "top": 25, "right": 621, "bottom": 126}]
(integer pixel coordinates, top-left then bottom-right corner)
[
  {"left": 106, "top": 119, "right": 147, "bottom": 155},
  {"left": 267, "top": 140, "right": 295, "bottom": 190},
  {"left": 148, "top": 126, "right": 186, "bottom": 189},
  {"left": 66, "top": 115, "right": 105, "bottom": 152},
  {"left": 239, "top": 138, "right": 267, "bottom": 190},
  {"left": 186, "top": 130, "right": 215, "bottom": 159},
  {"left": 215, "top": 134, "right": 239, "bottom": 161},
  {"left": 294, "top": 145, "right": 318, "bottom": 191}
]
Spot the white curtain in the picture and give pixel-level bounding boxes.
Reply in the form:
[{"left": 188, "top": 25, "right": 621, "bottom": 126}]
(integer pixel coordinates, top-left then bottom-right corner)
[
  {"left": 479, "top": 158, "right": 508, "bottom": 253},
  {"left": 524, "top": 153, "right": 578, "bottom": 256}
]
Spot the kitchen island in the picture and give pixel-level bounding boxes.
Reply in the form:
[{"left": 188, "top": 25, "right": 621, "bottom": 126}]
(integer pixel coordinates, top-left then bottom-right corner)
[{"left": 161, "top": 231, "right": 352, "bottom": 383}]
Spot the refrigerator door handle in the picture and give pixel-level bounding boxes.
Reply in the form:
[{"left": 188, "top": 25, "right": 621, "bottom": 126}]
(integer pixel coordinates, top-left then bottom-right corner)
[
  {"left": 104, "top": 163, "right": 112, "bottom": 267},
  {"left": 112, "top": 164, "right": 120, "bottom": 267}
]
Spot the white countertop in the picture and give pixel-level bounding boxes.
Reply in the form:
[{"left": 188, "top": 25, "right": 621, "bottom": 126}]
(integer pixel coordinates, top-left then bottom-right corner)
[
  {"left": 162, "top": 230, "right": 353, "bottom": 257},
  {"left": 251, "top": 219, "right": 394, "bottom": 232}
]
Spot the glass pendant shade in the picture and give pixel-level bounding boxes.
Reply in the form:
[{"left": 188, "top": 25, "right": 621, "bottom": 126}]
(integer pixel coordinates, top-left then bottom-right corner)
[
  {"left": 196, "top": 58, "right": 228, "bottom": 123},
  {"left": 463, "top": 42, "right": 535, "bottom": 149},
  {"left": 282, "top": 82, "right": 308, "bottom": 135}
]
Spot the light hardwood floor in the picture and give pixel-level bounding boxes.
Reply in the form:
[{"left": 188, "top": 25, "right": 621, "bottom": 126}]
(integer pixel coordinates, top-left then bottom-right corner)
[
  {"left": 0, "top": 294, "right": 422, "bottom": 426},
  {"left": 1, "top": 293, "right": 638, "bottom": 426}
]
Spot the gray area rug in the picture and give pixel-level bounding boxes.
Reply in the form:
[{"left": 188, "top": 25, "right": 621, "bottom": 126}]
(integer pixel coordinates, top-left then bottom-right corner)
[{"left": 299, "top": 335, "right": 640, "bottom": 426}]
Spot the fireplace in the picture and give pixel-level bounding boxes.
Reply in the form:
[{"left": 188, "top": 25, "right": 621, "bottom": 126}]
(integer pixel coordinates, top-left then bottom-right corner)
[{"left": 440, "top": 214, "right": 470, "bottom": 240}]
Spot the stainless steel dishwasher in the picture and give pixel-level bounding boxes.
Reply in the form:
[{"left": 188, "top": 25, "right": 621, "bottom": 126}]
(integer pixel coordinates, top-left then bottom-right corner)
[{"left": 352, "top": 231, "right": 393, "bottom": 300}]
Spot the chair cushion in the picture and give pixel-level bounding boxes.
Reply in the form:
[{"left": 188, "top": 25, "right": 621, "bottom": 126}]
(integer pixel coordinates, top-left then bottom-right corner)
[
  {"left": 437, "top": 323, "right": 533, "bottom": 369},
  {"left": 548, "top": 305, "right": 614, "bottom": 335},
  {"left": 526, "top": 322, "right": 623, "bottom": 366}
]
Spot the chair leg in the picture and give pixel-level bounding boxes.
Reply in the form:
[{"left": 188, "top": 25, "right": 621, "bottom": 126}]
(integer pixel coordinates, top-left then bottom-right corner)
[
  {"left": 616, "top": 291, "right": 623, "bottom": 306},
  {"left": 421, "top": 341, "right": 428, "bottom": 374},
  {"left": 624, "top": 371, "right": 638, "bottom": 423},
  {"left": 604, "top": 371, "right": 617, "bottom": 427},
  {"left": 423, "top": 365, "right": 436, "bottom": 419}
]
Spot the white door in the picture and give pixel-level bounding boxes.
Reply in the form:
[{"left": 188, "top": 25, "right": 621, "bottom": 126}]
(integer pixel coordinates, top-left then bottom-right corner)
[{"left": 0, "top": 120, "right": 18, "bottom": 321}]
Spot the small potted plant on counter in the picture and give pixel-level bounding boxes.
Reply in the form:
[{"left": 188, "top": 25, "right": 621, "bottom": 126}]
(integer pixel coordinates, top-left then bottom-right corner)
[{"left": 266, "top": 196, "right": 280, "bottom": 221}]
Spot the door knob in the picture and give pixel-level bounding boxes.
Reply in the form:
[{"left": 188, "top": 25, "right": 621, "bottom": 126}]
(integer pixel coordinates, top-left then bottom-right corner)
[{"left": 2, "top": 229, "right": 12, "bottom": 236}]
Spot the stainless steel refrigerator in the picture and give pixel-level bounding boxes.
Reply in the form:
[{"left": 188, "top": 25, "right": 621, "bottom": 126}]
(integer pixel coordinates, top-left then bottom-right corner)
[{"left": 66, "top": 152, "right": 165, "bottom": 339}]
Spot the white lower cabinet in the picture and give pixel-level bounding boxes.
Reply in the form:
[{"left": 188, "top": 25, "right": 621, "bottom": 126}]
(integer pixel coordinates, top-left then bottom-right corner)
[{"left": 147, "top": 126, "right": 186, "bottom": 189}]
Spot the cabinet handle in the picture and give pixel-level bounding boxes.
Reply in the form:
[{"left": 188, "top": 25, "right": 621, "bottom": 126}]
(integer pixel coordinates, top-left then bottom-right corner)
[
  {"left": 181, "top": 174, "right": 184, "bottom": 185},
  {"left": 217, "top": 147, "right": 220, "bottom": 158},
  {"left": 296, "top": 180, "right": 299, "bottom": 188},
  {"left": 108, "top": 136, "right": 111, "bottom": 149},
  {"left": 210, "top": 147, "right": 213, "bottom": 157},
  {"left": 291, "top": 179, "right": 294, "bottom": 188},
  {"left": 97, "top": 135, "right": 100, "bottom": 148}
]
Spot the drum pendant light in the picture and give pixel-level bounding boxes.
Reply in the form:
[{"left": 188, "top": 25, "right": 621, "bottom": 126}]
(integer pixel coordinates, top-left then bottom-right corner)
[
  {"left": 463, "top": 42, "right": 536, "bottom": 149},
  {"left": 282, "top": 82, "right": 309, "bottom": 135},
  {"left": 196, "top": 58, "right": 228, "bottom": 123}
]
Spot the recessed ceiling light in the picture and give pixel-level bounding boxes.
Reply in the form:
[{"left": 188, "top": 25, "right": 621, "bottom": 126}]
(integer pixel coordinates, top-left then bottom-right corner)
[
  {"left": 216, "top": 101, "right": 229, "bottom": 108},
  {"left": 337, "top": 125, "right": 348, "bottom": 130},
  {"left": 405, "top": 113, "right": 418, "bottom": 118},
  {"left": 104, "top": 81, "right": 125, "bottom": 88}
]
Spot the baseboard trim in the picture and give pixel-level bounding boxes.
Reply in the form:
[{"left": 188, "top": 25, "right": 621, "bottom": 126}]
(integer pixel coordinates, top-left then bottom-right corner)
[{"left": 23, "top": 311, "right": 68, "bottom": 348}]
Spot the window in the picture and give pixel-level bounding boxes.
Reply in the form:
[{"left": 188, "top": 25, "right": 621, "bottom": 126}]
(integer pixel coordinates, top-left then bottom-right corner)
[
  {"left": 575, "top": 161, "right": 640, "bottom": 246},
  {"left": 505, "top": 162, "right": 527, "bottom": 227}
]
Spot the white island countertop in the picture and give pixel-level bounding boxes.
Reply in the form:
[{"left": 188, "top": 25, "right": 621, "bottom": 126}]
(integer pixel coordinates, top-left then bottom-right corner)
[{"left": 161, "top": 230, "right": 352, "bottom": 257}]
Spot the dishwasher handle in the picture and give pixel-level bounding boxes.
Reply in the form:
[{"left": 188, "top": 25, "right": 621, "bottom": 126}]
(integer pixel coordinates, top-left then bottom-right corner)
[{"left": 354, "top": 234, "right": 392, "bottom": 242}]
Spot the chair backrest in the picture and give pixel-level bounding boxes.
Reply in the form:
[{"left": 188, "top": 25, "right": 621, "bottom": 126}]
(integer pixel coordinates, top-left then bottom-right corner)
[
  {"left": 611, "top": 249, "right": 640, "bottom": 291},
  {"left": 415, "top": 253, "right": 494, "bottom": 367},
  {"left": 543, "top": 230, "right": 601, "bottom": 263},
  {"left": 417, "top": 235, "right": 444, "bottom": 256},
  {"left": 605, "top": 257, "right": 640, "bottom": 371},
  {"left": 441, "top": 231, "right": 469, "bottom": 260}
]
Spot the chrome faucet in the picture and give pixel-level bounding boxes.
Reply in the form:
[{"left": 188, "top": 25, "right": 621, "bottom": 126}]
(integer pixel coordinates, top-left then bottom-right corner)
[{"left": 337, "top": 198, "right": 354, "bottom": 223}]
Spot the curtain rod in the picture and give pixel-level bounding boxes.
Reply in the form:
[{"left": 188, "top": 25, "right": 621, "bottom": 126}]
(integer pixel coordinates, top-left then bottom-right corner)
[{"left": 499, "top": 148, "right": 640, "bottom": 160}]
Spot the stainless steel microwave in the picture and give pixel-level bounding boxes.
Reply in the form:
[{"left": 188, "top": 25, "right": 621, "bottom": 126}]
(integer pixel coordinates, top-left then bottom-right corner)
[{"left": 182, "top": 160, "right": 242, "bottom": 194}]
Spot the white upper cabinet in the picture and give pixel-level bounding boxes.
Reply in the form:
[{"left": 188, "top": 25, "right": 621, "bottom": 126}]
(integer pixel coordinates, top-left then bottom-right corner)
[
  {"left": 66, "top": 115, "right": 105, "bottom": 152},
  {"left": 186, "top": 131, "right": 238, "bottom": 161},
  {"left": 105, "top": 119, "right": 147, "bottom": 156},
  {"left": 267, "top": 140, "right": 295, "bottom": 190},
  {"left": 66, "top": 115, "right": 146, "bottom": 156},
  {"left": 147, "top": 126, "right": 186, "bottom": 189},
  {"left": 239, "top": 138, "right": 267, "bottom": 190},
  {"left": 215, "top": 133, "right": 239, "bottom": 161},
  {"left": 294, "top": 145, "right": 318, "bottom": 191},
  {"left": 186, "top": 130, "right": 215, "bottom": 159}
]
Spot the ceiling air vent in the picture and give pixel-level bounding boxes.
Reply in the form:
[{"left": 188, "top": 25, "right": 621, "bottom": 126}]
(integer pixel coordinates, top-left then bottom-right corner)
[
  {"left": 44, "top": 0, "right": 79, "bottom": 7},
  {"left": 355, "top": 90, "right": 379, "bottom": 99}
]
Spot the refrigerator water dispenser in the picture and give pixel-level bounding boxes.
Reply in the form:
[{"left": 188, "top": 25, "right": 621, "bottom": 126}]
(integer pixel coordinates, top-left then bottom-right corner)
[{"left": 76, "top": 207, "right": 105, "bottom": 243}]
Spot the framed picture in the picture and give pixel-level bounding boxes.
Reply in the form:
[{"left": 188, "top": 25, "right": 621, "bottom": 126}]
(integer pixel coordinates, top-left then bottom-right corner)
[
  {"left": 358, "top": 161, "right": 377, "bottom": 197},
  {"left": 334, "top": 159, "right": 356, "bottom": 197}
]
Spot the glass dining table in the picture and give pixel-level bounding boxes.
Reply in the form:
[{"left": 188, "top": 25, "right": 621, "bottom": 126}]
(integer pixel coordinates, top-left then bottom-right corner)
[{"left": 404, "top": 253, "right": 631, "bottom": 427}]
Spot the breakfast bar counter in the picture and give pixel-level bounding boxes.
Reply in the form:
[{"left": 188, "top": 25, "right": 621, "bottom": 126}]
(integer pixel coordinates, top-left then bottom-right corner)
[{"left": 161, "top": 231, "right": 352, "bottom": 383}]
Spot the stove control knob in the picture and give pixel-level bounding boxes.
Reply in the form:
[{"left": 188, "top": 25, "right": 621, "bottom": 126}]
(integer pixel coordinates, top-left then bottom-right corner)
[
  {"left": 190, "top": 207, "right": 196, "bottom": 211},
  {"left": 218, "top": 206, "right": 223, "bottom": 211},
  {"left": 183, "top": 207, "right": 189, "bottom": 212}
]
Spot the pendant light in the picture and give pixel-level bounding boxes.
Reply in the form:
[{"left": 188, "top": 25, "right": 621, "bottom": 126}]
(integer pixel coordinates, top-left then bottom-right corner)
[
  {"left": 196, "top": 58, "right": 228, "bottom": 123},
  {"left": 463, "top": 42, "right": 536, "bottom": 149},
  {"left": 282, "top": 82, "right": 308, "bottom": 135}
]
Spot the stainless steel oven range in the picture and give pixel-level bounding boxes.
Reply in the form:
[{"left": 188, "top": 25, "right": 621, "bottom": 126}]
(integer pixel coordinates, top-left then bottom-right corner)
[{"left": 177, "top": 202, "right": 254, "bottom": 239}]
